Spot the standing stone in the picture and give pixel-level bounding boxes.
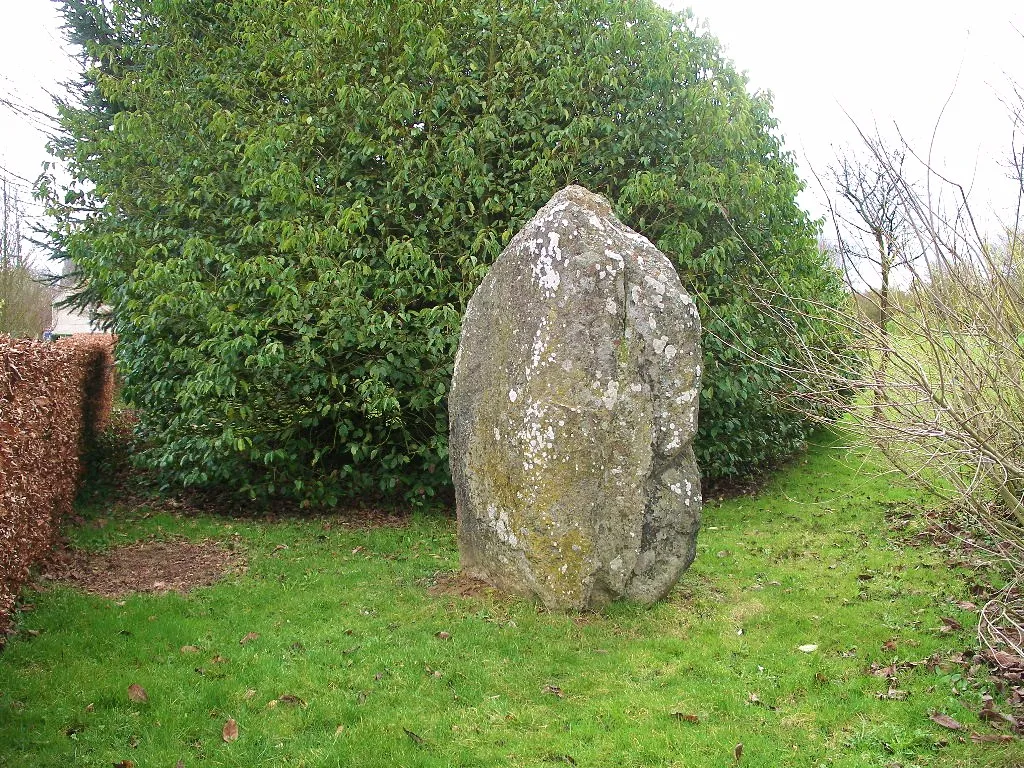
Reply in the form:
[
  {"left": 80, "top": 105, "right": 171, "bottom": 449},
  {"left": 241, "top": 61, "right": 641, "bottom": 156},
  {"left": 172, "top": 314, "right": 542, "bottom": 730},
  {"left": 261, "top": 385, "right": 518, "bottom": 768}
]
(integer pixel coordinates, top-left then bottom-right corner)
[{"left": 449, "top": 185, "right": 702, "bottom": 610}]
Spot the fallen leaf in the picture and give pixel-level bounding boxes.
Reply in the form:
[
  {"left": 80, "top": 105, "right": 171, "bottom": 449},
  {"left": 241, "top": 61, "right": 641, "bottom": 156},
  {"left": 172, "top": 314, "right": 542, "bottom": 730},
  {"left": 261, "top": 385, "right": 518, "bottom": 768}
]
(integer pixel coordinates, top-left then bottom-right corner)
[
  {"left": 881, "top": 639, "right": 898, "bottom": 652},
  {"left": 278, "top": 694, "right": 305, "bottom": 706},
  {"left": 212, "top": 655, "right": 227, "bottom": 664},
  {"left": 978, "top": 698, "right": 1018, "bottom": 727},
  {"left": 671, "top": 712, "right": 699, "bottom": 723},
  {"left": 988, "top": 650, "right": 1024, "bottom": 669},
  {"left": 869, "top": 662, "right": 899, "bottom": 678},
  {"left": 222, "top": 718, "right": 239, "bottom": 742},
  {"left": 955, "top": 600, "right": 977, "bottom": 611},
  {"left": 242, "top": 688, "right": 257, "bottom": 700},
  {"left": 435, "top": 631, "right": 451, "bottom": 640},
  {"left": 929, "top": 712, "right": 963, "bottom": 731},
  {"left": 334, "top": 725, "right": 345, "bottom": 735},
  {"left": 176, "top": 760, "right": 185, "bottom": 768},
  {"left": 734, "top": 742, "right": 744, "bottom": 762},
  {"left": 112, "top": 761, "right": 134, "bottom": 768},
  {"left": 239, "top": 632, "right": 260, "bottom": 645},
  {"left": 85, "top": 703, "right": 94, "bottom": 713},
  {"left": 797, "top": 644, "right": 818, "bottom": 653},
  {"left": 403, "top": 728, "right": 425, "bottom": 746},
  {"left": 180, "top": 645, "right": 200, "bottom": 654},
  {"left": 542, "top": 685, "right": 564, "bottom": 698},
  {"left": 127, "top": 684, "right": 148, "bottom": 703},
  {"left": 970, "top": 732, "right": 1014, "bottom": 743},
  {"left": 747, "top": 692, "right": 762, "bottom": 705}
]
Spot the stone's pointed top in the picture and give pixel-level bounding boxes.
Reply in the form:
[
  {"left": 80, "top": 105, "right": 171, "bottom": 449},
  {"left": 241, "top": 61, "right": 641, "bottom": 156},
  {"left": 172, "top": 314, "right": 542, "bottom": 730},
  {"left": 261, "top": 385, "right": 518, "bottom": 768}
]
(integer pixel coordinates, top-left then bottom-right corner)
[{"left": 548, "top": 185, "right": 614, "bottom": 218}]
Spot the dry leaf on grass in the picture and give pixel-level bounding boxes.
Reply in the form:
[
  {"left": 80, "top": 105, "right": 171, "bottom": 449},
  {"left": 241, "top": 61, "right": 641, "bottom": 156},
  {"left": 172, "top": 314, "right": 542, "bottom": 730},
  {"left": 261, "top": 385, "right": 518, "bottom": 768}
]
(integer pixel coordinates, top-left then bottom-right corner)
[
  {"left": 222, "top": 718, "right": 239, "bottom": 742},
  {"left": 939, "top": 616, "right": 963, "bottom": 632},
  {"left": 127, "top": 684, "right": 148, "bottom": 703},
  {"left": 970, "top": 732, "right": 1015, "bottom": 743},
  {"left": 929, "top": 712, "right": 963, "bottom": 731},
  {"left": 670, "top": 712, "right": 699, "bottom": 723}
]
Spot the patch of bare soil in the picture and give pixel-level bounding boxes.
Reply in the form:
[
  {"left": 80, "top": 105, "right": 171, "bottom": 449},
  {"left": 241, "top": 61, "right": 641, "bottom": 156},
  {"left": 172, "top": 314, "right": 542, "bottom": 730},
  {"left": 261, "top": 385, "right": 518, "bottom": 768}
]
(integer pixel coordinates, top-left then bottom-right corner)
[
  {"left": 39, "top": 538, "right": 246, "bottom": 598},
  {"left": 427, "top": 571, "right": 497, "bottom": 599}
]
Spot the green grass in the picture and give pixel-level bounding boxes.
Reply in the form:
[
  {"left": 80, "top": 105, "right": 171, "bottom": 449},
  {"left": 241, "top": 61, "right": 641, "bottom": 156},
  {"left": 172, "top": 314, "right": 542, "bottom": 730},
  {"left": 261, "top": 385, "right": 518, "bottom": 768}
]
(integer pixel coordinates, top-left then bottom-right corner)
[{"left": 1, "top": 431, "right": 1021, "bottom": 767}]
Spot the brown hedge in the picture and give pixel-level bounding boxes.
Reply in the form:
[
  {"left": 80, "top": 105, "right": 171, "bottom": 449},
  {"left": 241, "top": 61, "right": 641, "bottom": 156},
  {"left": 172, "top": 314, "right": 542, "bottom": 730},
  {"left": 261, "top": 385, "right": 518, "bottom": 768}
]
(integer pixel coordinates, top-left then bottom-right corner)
[{"left": 0, "top": 333, "right": 115, "bottom": 636}]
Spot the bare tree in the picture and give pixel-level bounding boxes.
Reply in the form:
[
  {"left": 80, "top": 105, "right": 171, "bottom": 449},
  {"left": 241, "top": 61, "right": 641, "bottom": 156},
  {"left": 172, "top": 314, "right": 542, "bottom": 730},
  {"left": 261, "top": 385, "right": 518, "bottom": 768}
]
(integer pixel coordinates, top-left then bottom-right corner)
[
  {"left": 829, "top": 143, "right": 911, "bottom": 307},
  {"left": 826, "top": 143, "right": 923, "bottom": 418},
  {"left": 1, "top": 177, "right": 25, "bottom": 268},
  {"left": 1, "top": 178, "right": 52, "bottom": 337}
]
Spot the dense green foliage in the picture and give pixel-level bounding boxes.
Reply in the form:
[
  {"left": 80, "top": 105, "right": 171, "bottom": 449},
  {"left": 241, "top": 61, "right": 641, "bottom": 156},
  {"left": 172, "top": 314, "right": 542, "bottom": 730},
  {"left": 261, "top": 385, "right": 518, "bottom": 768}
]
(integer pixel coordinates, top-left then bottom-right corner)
[{"left": 46, "top": 0, "right": 850, "bottom": 503}]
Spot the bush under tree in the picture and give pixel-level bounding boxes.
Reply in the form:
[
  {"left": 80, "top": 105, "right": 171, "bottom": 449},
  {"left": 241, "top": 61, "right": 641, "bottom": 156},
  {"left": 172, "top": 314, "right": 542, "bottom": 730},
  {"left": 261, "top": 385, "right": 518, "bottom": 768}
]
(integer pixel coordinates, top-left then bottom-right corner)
[{"left": 45, "top": 0, "right": 852, "bottom": 504}]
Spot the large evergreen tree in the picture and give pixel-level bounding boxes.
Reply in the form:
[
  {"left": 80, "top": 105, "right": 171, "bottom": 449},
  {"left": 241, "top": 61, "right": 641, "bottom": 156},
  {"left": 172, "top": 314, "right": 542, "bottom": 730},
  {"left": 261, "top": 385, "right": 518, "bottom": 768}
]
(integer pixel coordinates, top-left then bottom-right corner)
[{"left": 45, "top": 0, "right": 851, "bottom": 503}]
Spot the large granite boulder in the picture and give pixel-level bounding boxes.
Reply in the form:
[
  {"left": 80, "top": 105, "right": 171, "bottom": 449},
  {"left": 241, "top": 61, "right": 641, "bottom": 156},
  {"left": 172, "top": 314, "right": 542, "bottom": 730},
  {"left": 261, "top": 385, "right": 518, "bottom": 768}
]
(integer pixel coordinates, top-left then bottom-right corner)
[{"left": 449, "top": 185, "right": 702, "bottom": 610}]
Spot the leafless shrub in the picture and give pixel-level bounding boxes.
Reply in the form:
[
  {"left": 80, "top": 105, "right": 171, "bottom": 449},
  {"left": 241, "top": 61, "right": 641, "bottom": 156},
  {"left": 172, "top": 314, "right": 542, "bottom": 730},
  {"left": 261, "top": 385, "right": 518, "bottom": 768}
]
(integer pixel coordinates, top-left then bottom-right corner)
[{"left": 706, "top": 95, "right": 1024, "bottom": 658}]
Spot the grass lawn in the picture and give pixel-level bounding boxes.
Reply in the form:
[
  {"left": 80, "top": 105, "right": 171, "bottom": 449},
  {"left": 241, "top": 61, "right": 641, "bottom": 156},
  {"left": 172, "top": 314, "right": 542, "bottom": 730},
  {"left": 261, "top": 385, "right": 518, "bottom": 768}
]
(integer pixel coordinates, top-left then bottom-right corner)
[{"left": 1, "top": 431, "right": 1021, "bottom": 767}]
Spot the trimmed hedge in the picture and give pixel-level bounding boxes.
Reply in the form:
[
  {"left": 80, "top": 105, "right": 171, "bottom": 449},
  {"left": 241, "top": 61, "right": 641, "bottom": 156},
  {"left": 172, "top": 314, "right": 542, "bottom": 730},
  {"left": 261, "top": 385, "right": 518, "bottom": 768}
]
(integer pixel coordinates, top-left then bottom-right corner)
[{"left": 0, "top": 334, "right": 115, "bottom": 635}]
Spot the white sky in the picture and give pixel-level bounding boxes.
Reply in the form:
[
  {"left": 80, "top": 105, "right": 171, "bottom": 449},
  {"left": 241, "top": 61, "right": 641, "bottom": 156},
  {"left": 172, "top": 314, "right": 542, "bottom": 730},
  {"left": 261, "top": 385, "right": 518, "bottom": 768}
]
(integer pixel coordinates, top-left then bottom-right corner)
[
  {"left": 2, "top": 1, "right": 1023, "bottom": 255},
  {"left": 670, "top": 0, "right": 1024, "bottom": 237},
  {"left": 0, "top": 0, "right": 71, "bottom": 249}
]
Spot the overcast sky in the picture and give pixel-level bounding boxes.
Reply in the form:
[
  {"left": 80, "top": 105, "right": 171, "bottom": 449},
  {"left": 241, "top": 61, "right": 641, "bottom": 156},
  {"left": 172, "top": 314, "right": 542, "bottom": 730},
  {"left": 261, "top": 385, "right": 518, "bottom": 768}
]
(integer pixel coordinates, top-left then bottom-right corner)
[
  {"left": 2, "top": 1, "right": 1023, "bottom": 256},
  {"left": 670, "top": 0, "right": 1024, "bottom": 236}
]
